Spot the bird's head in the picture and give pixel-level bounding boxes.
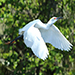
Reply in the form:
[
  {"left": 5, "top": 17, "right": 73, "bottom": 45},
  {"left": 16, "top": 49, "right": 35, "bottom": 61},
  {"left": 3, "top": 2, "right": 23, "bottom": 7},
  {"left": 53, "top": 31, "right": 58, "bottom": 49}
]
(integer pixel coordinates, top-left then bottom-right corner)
[{"left": 48, "top": 17, "right": 63, "bottom": 24}]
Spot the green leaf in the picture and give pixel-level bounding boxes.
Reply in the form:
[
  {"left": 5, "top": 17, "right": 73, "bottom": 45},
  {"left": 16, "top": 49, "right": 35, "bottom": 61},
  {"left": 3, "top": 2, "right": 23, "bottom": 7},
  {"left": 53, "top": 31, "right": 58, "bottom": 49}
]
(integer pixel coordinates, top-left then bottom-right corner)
[
  {"left": 0, "top": 40, "right": 2, "bottom": 44},
  {"left": 0, "top": 2, "right": 2, "bottom": 5}
]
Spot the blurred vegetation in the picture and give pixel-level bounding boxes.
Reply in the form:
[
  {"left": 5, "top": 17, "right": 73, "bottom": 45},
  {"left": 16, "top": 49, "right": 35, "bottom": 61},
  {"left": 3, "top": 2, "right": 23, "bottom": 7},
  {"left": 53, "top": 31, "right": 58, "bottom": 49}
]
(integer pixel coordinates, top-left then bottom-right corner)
[{"left": 0, "top": 0, "right": 75, "bottom": 75}]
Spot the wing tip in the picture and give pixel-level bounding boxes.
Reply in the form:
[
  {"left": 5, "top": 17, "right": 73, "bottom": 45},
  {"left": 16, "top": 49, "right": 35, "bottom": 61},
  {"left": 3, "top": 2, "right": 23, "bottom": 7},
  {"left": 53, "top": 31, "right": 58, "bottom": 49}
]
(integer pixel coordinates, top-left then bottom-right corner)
[
  {"left": 60, "top": 43, "right": 73, "bottom": 51},
  {"left": 40, "top": 52, "right": 49, "bottom": 60}
]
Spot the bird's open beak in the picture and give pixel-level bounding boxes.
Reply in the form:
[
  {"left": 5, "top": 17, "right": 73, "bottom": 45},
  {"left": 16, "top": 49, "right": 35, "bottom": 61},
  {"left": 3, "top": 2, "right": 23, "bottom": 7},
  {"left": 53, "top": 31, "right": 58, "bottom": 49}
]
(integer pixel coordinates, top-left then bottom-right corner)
[{"left": 57, "top": 17, "right": 63, "bottom": 20}]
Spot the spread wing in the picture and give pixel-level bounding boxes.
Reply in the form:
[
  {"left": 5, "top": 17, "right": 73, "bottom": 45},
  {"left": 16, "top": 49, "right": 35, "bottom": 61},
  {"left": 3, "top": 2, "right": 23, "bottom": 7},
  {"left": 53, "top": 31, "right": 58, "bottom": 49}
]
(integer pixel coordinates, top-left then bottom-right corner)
[
  {"left": 23, "top": 26, "right": 49, "bottom": 60},
  {"left": 39, "top": 24, "right": 73, "bottom": 50},
  {"left": 19, "top": 19, "right": 40, "bottom": 35}
]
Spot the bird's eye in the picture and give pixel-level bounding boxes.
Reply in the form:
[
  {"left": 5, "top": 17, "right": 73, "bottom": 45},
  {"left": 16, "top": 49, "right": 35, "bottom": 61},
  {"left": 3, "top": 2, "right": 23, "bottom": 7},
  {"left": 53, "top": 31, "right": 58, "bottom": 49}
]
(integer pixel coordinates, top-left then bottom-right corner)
[{"left": 54, "top": 17, "right": 57, "bottom": 20}]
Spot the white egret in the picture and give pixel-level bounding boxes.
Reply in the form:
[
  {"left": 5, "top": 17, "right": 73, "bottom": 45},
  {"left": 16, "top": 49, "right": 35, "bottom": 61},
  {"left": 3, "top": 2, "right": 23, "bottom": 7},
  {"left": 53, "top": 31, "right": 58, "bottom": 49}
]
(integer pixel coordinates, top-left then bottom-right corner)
[{"left": 6, "top": 17, "right": 73, "bottom": 60}]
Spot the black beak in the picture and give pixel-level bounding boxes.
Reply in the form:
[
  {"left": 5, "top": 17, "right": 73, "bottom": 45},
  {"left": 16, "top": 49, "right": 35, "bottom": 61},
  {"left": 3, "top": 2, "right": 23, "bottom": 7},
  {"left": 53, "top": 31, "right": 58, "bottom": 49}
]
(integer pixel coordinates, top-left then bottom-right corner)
[{"left": 57, "top": 17, "right": 63, "bottom": 20}]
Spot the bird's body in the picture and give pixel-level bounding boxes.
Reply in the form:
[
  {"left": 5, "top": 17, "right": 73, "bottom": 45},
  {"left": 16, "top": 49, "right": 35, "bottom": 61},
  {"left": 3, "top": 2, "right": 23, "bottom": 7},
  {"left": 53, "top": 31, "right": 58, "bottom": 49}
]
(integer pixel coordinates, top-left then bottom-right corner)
[
  {"left": 6, "top": 17, "right": 73, "bottom": 60},
  {"left": 18, "top": 17, "right": 72, "bottom": 60}
]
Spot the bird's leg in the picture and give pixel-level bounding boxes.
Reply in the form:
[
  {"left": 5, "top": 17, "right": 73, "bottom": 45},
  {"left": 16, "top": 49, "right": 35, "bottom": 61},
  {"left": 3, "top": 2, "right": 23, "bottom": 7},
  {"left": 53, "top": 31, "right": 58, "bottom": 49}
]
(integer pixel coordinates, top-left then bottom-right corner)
[
  {"left": 5, "top": 35, "right": 23, "bottom": 44},
  {"left": 5, "top": 40, "right": 16, "bottom": 44}
]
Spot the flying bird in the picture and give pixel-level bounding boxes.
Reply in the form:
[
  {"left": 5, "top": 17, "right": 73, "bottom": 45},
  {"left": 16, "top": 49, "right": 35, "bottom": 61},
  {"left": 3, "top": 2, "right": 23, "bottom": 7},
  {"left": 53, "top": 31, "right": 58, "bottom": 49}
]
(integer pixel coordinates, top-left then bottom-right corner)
[{"left": 6, "top": 17, "right": 73, "bottom": 60}]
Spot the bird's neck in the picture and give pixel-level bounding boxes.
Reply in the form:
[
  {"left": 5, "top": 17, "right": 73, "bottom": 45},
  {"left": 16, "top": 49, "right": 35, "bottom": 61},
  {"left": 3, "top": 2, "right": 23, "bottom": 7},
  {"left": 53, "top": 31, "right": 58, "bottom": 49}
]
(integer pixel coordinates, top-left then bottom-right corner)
[{"left": 46, "top": 20, "right": 52, "bottom": 29}]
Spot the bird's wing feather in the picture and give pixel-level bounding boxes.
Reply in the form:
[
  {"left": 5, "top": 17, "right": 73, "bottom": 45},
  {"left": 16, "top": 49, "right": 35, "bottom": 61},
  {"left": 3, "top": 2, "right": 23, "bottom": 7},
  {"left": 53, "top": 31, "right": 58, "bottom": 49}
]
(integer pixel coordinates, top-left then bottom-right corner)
[
  {"left": 23, "top": 26, "right": 49, "bottom": 60},
  {"left": 39, "top": 24, "right": 72, "bottom": 50},
  {"left": 19, "top": 19, "right": 40, "bottom": 35}
]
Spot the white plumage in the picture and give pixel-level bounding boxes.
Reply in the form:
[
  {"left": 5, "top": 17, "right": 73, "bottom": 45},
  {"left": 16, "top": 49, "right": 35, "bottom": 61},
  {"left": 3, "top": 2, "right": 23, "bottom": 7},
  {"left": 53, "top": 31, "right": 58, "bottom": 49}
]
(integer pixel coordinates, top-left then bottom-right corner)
[{"left": 19, "top": 17, "right": 72, "bottom": 60}]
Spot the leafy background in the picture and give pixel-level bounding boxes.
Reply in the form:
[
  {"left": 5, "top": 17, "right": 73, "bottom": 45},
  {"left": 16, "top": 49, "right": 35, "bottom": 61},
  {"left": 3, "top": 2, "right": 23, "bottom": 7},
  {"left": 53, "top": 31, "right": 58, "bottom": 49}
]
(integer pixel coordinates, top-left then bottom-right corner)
[{"left": 0, "top": 0, "right": 75, "bottom": 75}]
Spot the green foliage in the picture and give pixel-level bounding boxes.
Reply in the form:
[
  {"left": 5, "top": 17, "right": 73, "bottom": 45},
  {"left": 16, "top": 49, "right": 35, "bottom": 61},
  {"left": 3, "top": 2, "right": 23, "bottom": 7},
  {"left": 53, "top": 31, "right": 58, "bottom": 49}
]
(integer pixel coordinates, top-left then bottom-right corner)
[{"left": 0, "top": 0, "right": 75, "bottom": 75}]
